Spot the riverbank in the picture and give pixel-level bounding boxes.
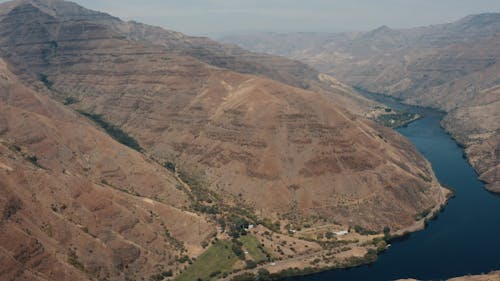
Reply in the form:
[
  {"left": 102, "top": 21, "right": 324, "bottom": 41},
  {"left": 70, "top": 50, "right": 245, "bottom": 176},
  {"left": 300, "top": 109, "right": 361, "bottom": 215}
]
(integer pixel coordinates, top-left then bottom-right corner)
[
  {"left": 357, "top": 87, "right": 499, "bottom": 195},
  {"left": 284, "top": 96, "right": 500, "bottom": 281},
  {"left": 220, "top": 184, "right": 452, "bottom": 281},
  {"left": 398, "top": 270, "right": 500, "bottom": 281}
]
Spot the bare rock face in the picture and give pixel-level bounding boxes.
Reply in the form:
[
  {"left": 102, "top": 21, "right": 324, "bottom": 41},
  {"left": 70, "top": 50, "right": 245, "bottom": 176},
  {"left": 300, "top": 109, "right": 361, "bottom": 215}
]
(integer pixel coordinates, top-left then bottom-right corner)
[{"left": 222, "top": 14, "right": 500, "bottom": 192}]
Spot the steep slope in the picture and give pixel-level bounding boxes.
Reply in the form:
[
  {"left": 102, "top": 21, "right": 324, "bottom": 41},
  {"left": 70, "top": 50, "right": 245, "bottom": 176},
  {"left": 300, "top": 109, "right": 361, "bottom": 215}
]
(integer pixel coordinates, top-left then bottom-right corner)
[
  {"left": 0, "top": 0, "right": 319, "bottom": 90},
  {"left": 0, "top": 1, "right": 446, "bottom": 230},
  {"left": 222, "top": 14, "right": 500, "bottom": 192},
  {"left": 0, "top": 0, "right": 384, "bottom": 119},
  {"left": 0, "top": 58, "right": 214, "bottom": 281}
]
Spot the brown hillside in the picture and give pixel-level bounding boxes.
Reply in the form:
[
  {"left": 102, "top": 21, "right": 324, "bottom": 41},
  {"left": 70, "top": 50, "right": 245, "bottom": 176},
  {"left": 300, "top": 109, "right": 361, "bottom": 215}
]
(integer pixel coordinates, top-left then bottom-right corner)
[
  {"left": 0, "top": 2, "right": 444, "bottom": 230},
  {"left": 0, "top": 57, "right": 214, "bottom": 281},
  {"left": 222, "top": 15, "right": 500, "bottom": 192}
]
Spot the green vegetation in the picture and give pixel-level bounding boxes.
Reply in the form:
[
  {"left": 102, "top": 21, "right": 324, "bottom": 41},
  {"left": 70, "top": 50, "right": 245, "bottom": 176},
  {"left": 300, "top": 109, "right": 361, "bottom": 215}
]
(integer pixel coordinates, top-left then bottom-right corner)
[
  {"left": 239, "top": 234, "right": 268, "bottom": 263},
  {"left": 178, "top": 170, "right": 217, "bottom": 203},
  {"left": 414, "top": 208, "right": 432, "bottom": 221},
  {"left": 231, "top": 239, "right": 245, "bottom": 260},
  {"left": 50, "top": 40, "right": 58, "bottom": 49},
  {"left": 150, "top": 270, "right": 173, "bottom": 281},
  {"left": 3, "top": 197, "right": 22, "bottom": 220},
  {"left": 77, "top": 110, "right": 142, "bottom": 152},
  {"left": 25, "top": 154, "right": 44, "bottom": 169},
  {"left": 262, "top": 218, "right": 281, "bottom": 233},
  {"left": 175, "top": 240, "right": 238, "bottom": 281},
  {"left": 245, "top": 259, "right": 257, "bottom": 269},
  {"left": 67, "top": 249, "right": 85, "bottom": 272},
  {"left": 230, "top": 273, "right": 256, "bottom": 281},
  {"left": 227, "top": 215, "right": 249, "bottom": 238},
  {"left": 325, "top": 231, "right": 335, "bottom": 239},
  {"left": 63, "top": 96, "right": 79, "bottom": 105},
  {"left": 164, "top": 161, "right": 176, "bottom": 172},
  {"left": 231, "top": 267, "right": 319, "bottom": 281},
  {"left": 383, "top": 226, "right": 391, "bottom": 241},
  {"left": 375, "top": 112, "right": 420, "bottom": 128},
  {"left": 353, "top": 225, "right": 378, "bottom": 235},
  {"left": 38, "top": 73, "right": 53, "bottom": 88},
  {"left": 162, "top": 224, "right": 186, "bottom": 252}
]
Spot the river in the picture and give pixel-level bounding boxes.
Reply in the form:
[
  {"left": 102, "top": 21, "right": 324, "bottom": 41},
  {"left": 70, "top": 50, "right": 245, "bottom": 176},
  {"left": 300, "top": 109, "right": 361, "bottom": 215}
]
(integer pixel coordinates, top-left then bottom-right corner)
[{"left": 286, "top": 93, "right": 500, "bottom": 281}]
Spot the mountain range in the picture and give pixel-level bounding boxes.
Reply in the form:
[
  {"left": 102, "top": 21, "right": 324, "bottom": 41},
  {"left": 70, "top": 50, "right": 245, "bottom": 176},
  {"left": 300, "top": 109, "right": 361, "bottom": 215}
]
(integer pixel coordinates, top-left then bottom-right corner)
[
  {"left": 222, "top": 14, "right": 500, "bottom": 193},
  {"left": 0, "top": 1, "right": 453, "bottom": 280}
]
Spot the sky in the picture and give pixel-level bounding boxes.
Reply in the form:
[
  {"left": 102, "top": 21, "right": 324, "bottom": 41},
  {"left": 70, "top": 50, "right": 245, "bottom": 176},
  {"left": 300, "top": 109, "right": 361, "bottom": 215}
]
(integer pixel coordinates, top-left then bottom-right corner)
[{"left": 4, "top": 0, "right": 500, "bottom": 36}]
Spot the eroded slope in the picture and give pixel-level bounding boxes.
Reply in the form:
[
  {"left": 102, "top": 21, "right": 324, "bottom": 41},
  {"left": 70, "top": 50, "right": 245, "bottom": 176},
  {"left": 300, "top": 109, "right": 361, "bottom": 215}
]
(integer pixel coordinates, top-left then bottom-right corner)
[{"left": 0, "top": 57, "right": 214, "bottom": 281}]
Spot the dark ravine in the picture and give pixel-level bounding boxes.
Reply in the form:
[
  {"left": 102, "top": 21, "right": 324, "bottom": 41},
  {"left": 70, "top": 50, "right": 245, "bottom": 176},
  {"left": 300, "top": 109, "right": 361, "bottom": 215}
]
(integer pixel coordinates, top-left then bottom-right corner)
[{"left": 285, "top": 94, "right": 500, "bottom": 281}]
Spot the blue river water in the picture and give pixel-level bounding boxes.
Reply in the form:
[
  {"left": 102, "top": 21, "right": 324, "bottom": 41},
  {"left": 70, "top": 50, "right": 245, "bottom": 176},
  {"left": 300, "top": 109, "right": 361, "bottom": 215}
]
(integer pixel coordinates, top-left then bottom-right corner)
[{"left": 286, "top": 95, "right": 500, "bottom": 281}]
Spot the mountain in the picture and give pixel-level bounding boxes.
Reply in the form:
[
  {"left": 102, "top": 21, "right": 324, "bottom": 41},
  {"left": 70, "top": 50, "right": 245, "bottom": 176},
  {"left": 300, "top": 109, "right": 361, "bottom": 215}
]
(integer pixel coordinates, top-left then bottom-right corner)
[
  {"left": 0, "top": 57, "right": 213, "bottom": 281},
  {"left": 221, "top": 14, "right": 500, "bottom": 192},
  {"left": 0, "top": 0, "right": 320, "bottom": 90},
  {"left": 0, "top": 0, "right": 447, "bottom": 279}
]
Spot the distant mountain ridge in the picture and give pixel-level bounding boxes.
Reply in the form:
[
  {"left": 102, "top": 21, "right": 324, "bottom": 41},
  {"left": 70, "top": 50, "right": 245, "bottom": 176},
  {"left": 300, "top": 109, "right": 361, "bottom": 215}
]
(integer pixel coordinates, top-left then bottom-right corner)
[{"left": 221, "top": 13, "right": 500, "bottom": 192}]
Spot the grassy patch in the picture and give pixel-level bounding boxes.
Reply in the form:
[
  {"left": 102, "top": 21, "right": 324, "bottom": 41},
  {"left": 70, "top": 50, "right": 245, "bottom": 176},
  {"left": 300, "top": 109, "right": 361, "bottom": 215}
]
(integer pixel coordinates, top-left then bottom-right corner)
[
  {"left": 67, "top": 249, "right": 85, "bottom": 272},
  {"left": 239, "top": 235, "right": 268, "bottom": 263},
  {"left": 77, "top": 110, "right": 142, "bottom": 152},
  {"left": 63, "top": 96, "right": 79, "bottom": 105},
  {"left": 162, "top": 223, "right": 186, "bottom": 252},
  {"left": 353, "top": 225, "right": 378, "bottom": 235},
  {"left": 175, "top": 240, "right": 238, "bottom": 281}
]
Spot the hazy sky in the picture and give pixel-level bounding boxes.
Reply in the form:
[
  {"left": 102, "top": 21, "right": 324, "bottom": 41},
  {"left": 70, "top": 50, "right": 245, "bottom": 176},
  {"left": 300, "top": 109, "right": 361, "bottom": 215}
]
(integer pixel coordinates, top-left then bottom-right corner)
[{"left": 6, "top": 0, "right": 500, "bottom": 36}]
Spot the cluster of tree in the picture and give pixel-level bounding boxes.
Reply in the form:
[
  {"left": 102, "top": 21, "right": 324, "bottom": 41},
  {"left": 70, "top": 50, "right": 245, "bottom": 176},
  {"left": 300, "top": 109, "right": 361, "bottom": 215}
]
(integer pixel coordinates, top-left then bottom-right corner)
[{"left": 227, "top": 215, "right": 249, "bottom": 238}]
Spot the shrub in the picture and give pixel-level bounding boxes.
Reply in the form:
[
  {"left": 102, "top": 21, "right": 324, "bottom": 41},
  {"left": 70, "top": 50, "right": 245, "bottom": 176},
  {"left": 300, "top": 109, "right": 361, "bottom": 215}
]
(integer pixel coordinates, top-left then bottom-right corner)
[
  {"left": 164, "top": 161, "right": 176, "bottom": 172},
  {"left": 414, "top": 208, "right": 432, "bottom": 221},
  {"left": 228, "top": 216, "right": 249, "bottom": 238},
  {"left": 67, "top": 249, "right": 85, "bottom": 272},
  {"left": 245, "top": 260, "right": 257, "bottom": 269},
  {"left": 63, "top": 96, "right": 79, "bottom": 105},
  {"left": 231, "top": 239, "right": 245, "bottom": 260},
  {"left": 77, "top": 111, "right": 142, "bottom": 152},
  {"left": 3, "top": 197, "right": 22, "bottom": 220},
  {"left": 230, "top": 273, "right": 255, "bottom": 281},
  {"left": 38, "top": 73, "right": 53, "bottom": 88},
  {"left": 354, "top": 225, "right": 378, "bottom": 235}
]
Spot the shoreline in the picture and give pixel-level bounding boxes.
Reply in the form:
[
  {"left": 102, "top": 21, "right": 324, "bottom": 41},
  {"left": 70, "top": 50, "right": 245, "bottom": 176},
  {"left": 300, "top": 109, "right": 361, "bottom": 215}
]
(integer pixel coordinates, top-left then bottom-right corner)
[
  {"left": 357, "top": 87, "right": 498, "bottom": 195},
  {"left": 218, "top": 90, "right": 459, "bottom": 281},
  {"left": 177, "top": 90, "right": 469, "bottom": 281},
  {"left": 220, "top": 184, "right": 453, "bottom": 281}
]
